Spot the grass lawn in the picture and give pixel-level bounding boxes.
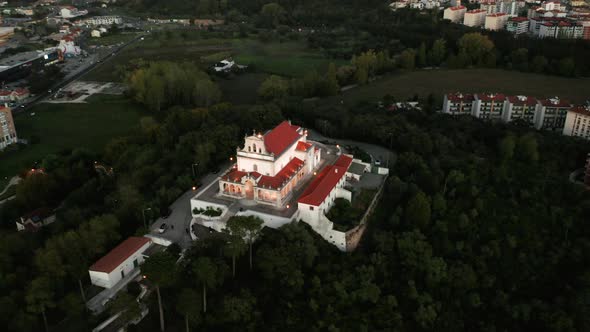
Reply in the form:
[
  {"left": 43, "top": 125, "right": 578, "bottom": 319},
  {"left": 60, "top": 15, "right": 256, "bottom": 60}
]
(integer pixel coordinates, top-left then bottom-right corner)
[
  {"left": 83, "top": 33, "right": 344, "bottom": 83},
  {"left": 321, "top": 69, "right": 590, "bottom": 106},
  {"left": 86, "top": 32, "right": 140, "bottom": 46},
  {"left": 217, "top": 72, "right": 269, "bottom": 105},
  {"left": 0, "top": 95, "right": 143, "bottom": 182}
]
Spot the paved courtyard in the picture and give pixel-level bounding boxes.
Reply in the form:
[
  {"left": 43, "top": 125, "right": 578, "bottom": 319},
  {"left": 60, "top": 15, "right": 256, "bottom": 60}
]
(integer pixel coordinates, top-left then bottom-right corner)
[{"left": 44, "top": 80, "right": 126, "bottom": 103}]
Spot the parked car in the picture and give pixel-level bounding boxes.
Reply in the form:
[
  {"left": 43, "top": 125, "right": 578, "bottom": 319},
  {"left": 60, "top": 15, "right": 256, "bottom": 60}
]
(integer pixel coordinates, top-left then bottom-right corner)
[{"left": 158, "top": 223, "right": 168, "bottom": 234}]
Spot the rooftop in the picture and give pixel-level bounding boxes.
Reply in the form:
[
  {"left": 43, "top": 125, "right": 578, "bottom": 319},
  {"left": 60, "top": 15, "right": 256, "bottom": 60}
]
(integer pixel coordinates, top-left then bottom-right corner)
[
  {"left": 263, "top": 121, "right": 302, "bottom": 156},
  {"left": 477, "top": 93, "right": 506, "bottom": 102},
  {"left": 508, "top": 95, "right": 537, "bottom": 106},
  {"left": 569, "top": 106, "right": 590, "bottom": 117},
  {"left": 446, "top": 92, "right": 475, "bottom": 102},
  {"left": 298, "top": 154, "right": 352, "bottom": 206},
  {"left": 449, "top": 6, "right": 466, "bottom": 10},
  {"left": 509, "top": 17, "right": 530, "bottom": 22},
  {"left": 89, "top": 237, "right": 151, "bottom": 273},
  {"left": 540, "top": 97, "right": 571, "bottom": 108}
]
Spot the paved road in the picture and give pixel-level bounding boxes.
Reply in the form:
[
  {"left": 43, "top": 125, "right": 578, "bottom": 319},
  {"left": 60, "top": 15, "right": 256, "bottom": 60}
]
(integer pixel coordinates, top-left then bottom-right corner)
[
  {"left": 14, "top": 33, "right": 147, "bottom": 115},
  {"left": 149, "top": 166, "right": 229, "bottom": 249},
  {"left": 308, "top": 129, "right": 396, "bottom": 167}
]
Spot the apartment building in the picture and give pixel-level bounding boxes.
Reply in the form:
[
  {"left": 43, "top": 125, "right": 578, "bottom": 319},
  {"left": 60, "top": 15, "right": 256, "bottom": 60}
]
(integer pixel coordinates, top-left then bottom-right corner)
[
  {"left": 534, "top": 97, "right": 571, "bottom": 130},
  {"left": 473, "top": 93, "right": 506, "bottom": 120},
  {"left": 0, "top": 106, "right": 17, "bottom": 150},
  {"left": 485, "top": 13, "right": 510, "bottom": 30},
  {"left": 539, "top": 20, "right": 585, "bottom": 38},
  {"left": 442, "top": 93, "right": 475, "bottom": 115},
  {"left": 503, "top": 95, "right": 537, "bottom": 124},
  {"left": 444, "top": 6, "right": 467, "bottom": 23},
  {"left": 464, "top": 9, "right": 487, "bottom": 27},
  {"left": 506, "top": 17, "right": 530, "bottom": 34},
  {"left": 82, "top": 16, "right": 123, "bottom": 26},
  {"left": 562, "top": 106, "right": 590, "bottom": 140}
]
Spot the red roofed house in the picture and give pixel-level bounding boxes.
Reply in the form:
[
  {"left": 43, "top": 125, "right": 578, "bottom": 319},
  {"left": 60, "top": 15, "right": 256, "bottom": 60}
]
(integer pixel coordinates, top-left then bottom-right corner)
[
  {"left": 89, "top": 237, "right": 152, "bottom": 288},
  {"left": 534, "top": 97, "right": 572, "bottom": 130},
  {"left": 218, "top": 121, "right": 321, "bottom": 207},
  {"left": 562, "top": 105, "right": 590, "bottom": 140}
]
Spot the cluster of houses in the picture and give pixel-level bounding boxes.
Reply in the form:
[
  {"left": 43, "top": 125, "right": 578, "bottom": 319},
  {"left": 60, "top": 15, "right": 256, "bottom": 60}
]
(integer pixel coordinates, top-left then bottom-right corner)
[
  {"left": 442, "top": 92, "right": 590, "bottom": 140},
  {"left": 444, "top": 0, "right": 590, "bottom": 39}
]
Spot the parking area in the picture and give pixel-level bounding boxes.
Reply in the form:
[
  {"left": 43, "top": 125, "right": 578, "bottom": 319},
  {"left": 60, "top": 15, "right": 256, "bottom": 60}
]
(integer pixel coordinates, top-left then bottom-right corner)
[{"left": 44, "top": 80, "right": 126, "bottom": 103}]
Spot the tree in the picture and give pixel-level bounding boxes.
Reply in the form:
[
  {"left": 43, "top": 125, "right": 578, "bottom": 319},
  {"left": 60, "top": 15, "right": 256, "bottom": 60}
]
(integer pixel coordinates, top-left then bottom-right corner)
[
  {"left": 26, "top": 277, "right": 55, "bottom": 332},
  {"left": 107, "top": 291, "right": 142, "bottom": 323},
  {"left": 192, "top": 257, "right": 220, "bottom": 313},
  {"left": 457, "top": 32, "right": 495, "bottom": 66},
  {"left": 398, "top": 49, "right": 416, "bottom": 70},
  {"left": 404, "top": 191, "right": 431, "bottom": 230},
  {"left": 498, "top": 135, "right": 516, "bottom": 161},
  {"left": 429, "top": 38, "right": 446, "bottom": 66},
  {"left": 260, "top": 3, "right": 286, "bottom": 27},
  {"left": 142, "top": 251, "right": 177, "bottom": 332},
  {"left": 531, "top": 55, "right": 548, "bottom": 73},
  {"left": 558, "top": 57, "right": 575, "bottom": 77},
  {"left": 258, "top": 75, "right": 289, "bottom": 100},
  {"left": 417, "top": 42, "right": 427, "bottom": 67},
  {"left": 223, "top": 232, "right": 247, "bottom": 277},
  {"left": 516, "top": 133, "right": 539, "bottom": 163},
  {"left": 226, "top": 216, "right": 264, "bottom": 270},
  {"left": 176, "top": 288, "right": 202, "bottom": 332}
]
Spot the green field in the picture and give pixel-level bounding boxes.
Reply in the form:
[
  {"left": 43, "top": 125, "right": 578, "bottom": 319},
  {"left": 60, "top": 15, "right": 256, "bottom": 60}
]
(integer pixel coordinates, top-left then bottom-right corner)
[
  {"left": 86, "top": 32, "right": 140, "bottom": 46},
  {"left": 0, "top": 95, "right": 143, "bottom": 183},
  {"left": 321, "top": 69, "right": 590, "bottom": 106},
  {"left": 83, "top": 34, "right": 344, "bottom": 82}
]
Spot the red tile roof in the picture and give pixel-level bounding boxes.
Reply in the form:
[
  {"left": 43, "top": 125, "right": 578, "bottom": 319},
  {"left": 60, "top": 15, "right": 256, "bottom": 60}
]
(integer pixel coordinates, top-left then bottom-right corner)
[
  {"left": 467, "top": 9, "right": 487, "bottom": 14},
  {"left": 539, "top": 98, "right": 571, "bottom": 108},
  {"left": 446, "top": 93, "right": 474, "bottom": 102},
  {"left": 508, "top": 95, "right": 537, "bottom": 106},
  {"left": 298, "top": 155, "right": 352, "bottom": 206},
  {"left": 477, "top": 93, "right": 506, "bottom": 102},
  {"left": 263, "top": 121, "right": 302, "bottom": 156},
  {"left": 569, "top": 106, "right": 590, "bottom": 117},
  {"left": 509, "top": 17, "right": 529, "bottom": 22},
  {"left": 0, "top": 90, "right": 11, "bottom": 96},
  {"left": 89, "top": 237, "right": 151, "bottom": 273},
  {"left": 296, "top": 141, "right": 313, "bottom": 152},
  {"left": 258, "top": 157, "right": 304, "bottom": 189},
  {"left": 450, "top": 6, "right": 466, "bottom": 11},
  {"left": 487, "top": 13, "right": 508, "bottom": 17},
  {"left": 333, "top": 154, "right": 353, "bottom": 169}
]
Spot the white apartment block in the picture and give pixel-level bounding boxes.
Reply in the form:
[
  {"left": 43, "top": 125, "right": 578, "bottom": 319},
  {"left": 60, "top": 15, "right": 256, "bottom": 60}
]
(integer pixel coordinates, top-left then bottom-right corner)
[
  {"left": 534, "top": 97, "right": 572, "bottom": 130},
  {"left": 541, "top": 0, "right": 564, "bottom": 11},
  {"left": 485, "top": 13, "right": 510, "bottom": 30},
  {"left": 442, "top": 93, "right": 476, "bottom": 115},
  {"left": 503, "top": 95, "right": 538, "bottom": 125},
  {"left": 83, "top": 16, "right": 123, "bottom": 26},
  {"left": 464, "top": 9, "right": 488, "bottom": 27},
  {"left": 444, "top": 6, "right": 467, "bottom": 23},
  {"left": 506, "top": 17, "right": 530, "bottom": 34},
  {"left": 473, "top": 93, "right": 506, "bottom": 120},
  {"left": 0, "top": 106, "right": 17, "bottom": 150},
  {"left": 562, "top": 106, "right": 590, "bottom": 140}
]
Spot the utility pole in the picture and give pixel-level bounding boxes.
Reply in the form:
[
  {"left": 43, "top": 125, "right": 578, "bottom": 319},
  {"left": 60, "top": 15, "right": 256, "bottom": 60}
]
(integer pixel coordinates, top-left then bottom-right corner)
[{"left": 142, "top": 207, "right": 152, "bottom": 229}]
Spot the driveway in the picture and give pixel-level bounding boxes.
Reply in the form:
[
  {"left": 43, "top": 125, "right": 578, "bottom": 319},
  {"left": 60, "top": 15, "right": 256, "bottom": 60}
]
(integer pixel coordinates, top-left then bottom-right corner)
[
  {"left": 149, "top": 165, "right": 228, "bottom": 249},
  {"left": 308, "top": 129, "right": 396, "bottom": 167}
]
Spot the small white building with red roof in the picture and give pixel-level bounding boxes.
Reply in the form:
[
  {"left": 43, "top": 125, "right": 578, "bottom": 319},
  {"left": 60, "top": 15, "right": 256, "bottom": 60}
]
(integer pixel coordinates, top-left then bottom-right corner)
[{"left": 89, "top": 237, "right": 152, "bottom": 289}]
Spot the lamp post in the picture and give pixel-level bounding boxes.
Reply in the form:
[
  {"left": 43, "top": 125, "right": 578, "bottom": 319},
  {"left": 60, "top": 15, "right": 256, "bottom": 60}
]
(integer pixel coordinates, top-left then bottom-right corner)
[
  {"left": 142, "top": 207, "right": 152, "bottom": 230},
  {"left": 191, "top": 163, "right": 199, "bottom": 179}
]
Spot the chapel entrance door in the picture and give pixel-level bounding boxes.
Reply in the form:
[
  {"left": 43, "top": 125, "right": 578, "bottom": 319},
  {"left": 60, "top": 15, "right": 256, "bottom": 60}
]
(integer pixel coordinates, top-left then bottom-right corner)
[{"left": 244, "top": 180, "right": 254, "bottom": 200}]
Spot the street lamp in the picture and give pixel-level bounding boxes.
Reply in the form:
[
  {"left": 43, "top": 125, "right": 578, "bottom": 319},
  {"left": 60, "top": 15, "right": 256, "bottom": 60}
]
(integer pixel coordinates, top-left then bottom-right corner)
[
  {"left": 142, "top": 207, "right": 152, "bottom": 230},
  {"left": 191, "top": 163, "right": 199, "bottom": 178}
]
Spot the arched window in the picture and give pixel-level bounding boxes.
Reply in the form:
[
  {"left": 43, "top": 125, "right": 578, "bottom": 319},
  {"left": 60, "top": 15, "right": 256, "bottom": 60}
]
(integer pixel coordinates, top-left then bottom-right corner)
[
  {"left": 248, "top": 146, "right": 251, "bottom": 152},
  {"left": 253, "top": 143, "right": 257, "bottom": 152},
  {"left": 253, "top": 164, "right": 258, "bottom": 172}
]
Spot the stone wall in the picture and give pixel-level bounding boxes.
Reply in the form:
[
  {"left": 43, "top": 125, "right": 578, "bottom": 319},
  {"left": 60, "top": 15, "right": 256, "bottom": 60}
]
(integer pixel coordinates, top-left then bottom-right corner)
[{"left": 345, "top": 176, "right": 387, "bottom": 251}]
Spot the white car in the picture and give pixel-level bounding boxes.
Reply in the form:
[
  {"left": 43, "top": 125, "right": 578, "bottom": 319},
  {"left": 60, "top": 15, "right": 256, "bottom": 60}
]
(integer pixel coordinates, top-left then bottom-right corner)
[{"left": 213, "top": 59, "right": 235, "bottom": 72}]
